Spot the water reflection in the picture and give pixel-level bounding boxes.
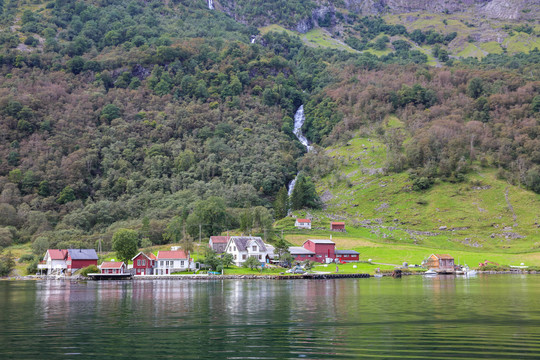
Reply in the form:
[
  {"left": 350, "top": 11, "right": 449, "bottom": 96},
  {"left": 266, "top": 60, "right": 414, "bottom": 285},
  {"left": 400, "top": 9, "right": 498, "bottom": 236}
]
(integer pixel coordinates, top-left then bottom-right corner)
[{"left": 0, "top": 276, "right": 540, "bottom": 359}]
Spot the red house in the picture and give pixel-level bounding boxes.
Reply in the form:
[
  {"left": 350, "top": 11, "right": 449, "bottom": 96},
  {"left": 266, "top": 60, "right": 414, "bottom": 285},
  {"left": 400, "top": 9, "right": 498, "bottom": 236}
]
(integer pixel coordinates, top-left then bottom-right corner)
[
  {"left": 100, "top": 261, "right": 126, "bottom": 274},
  {"left": 132, "top": 252, "right": 156, "bottom": 275},
  {"left": 303, "top": 239, "right": 335, "bottom": 263},
  {"left": 330, "top": 222, "right": 345, "bottom": 232},
  {"left": 209, "top": 236, "right": 230, "bottom": 254},
  {"left": 67, "top": 249, "right": 98, "bottom": 273},
  {"left": 335, "top": 250, "right": 360, "bottom": 262}
]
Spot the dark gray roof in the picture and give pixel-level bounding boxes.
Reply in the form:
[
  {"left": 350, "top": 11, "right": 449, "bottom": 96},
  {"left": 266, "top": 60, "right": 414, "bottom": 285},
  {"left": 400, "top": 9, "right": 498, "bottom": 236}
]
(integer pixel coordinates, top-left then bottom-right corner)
[
  {"left": 229, "top": 236, "right": 266, "bottom": 252},
  {"left": 288, "top": 247, "right": 315, "bottom": 255},
  {"left": 211, "top": 242, "right": 227, "bottom": 254},
  {"left": 335, "top": 250, "right": 359, "bottom": 255},
  {"left": 68, "top": 249, "right": 98, "bottom": 260}
]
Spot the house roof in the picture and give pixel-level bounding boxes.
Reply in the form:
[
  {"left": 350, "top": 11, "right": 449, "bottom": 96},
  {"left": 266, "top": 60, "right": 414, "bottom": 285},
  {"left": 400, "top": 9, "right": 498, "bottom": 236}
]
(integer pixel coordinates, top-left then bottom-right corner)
[
  {"left": 211, "top": 242, "right": 227, "bottom": 254},
  {"left": 434, "top": 254, "right": 454, "bottom": 260},
  {"left": 210, "top": 236, "right": 230, "bottom": 243},
  {"left": 331, "top": 222, "right": 345, "bottom": 226},
  {"left": 47, "top": 249, "right": 68, "bottom": 260},
  {"left": 68, "top": 249, "right": 98, "bottom": 260},
  {"left": 305, "top": 239, "right": 335, "bottom": 245},
  {"left": 296, "top": 219, "right": 311, "bottom": 223},
  {"left": 131, "top": 252, "right": 154, "bottom": 261},
  {"left": 157, "top": 250, "right": 189, "bottom": 260},
  {"left": 335, "top": 250, "right": 359, "bottom": 255},
  {"left": 100, "top": 261, "right": 125, "bottom": 269},
  {"left": 228, "top": 236, "right": 267, "bottom": 252},
  {"left": 289, "top": 246, "right": 315, "bottom": 255}
]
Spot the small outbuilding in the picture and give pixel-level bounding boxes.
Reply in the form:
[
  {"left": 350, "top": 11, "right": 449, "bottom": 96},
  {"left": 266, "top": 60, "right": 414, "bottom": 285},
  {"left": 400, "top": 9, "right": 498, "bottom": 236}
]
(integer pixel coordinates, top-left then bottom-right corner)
[
  {"left": 209, "top": 236, "right": 230, "bottom": 254},
  {"left": 424, "top": 254, "right": 455, "bottom": 271},
  {"left": 100, "top": 261, "right": 127, "bottom": 274},
  {"left": 330, "top": 222, "right": 345, "bottom": 232},
  {"left": 295, "top": 219, "right": 311, "bottom": 229},
  {"left": 335, "top": 250, "right": 360, "bottom": 262}
]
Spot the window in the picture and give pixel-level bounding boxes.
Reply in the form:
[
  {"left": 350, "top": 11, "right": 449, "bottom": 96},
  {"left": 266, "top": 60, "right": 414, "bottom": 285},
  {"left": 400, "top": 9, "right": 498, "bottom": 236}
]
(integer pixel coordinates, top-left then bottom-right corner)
[
  {"left": 234, "top": 255, "right": 237, "bottom": 260},
  {"left": 142, "top": 260, "right": 146, "bottom": 266},
  {"left": 258, "top": 255, "right": 262, "bottom": 260},
  {"left": 242, "top": 254, "right": 246, "bottom": 260},
  {"left": 181, "top": 261, "right": 184, "bottom": 266},
  {"left": 252, "top": 246, "right": 257, "bottom": 251},
  {"left": 160, "top": 261, "right": 164, "bottom": 266},
  {"left": 137, "top": 259, "right": 141, "bottom": 266}
]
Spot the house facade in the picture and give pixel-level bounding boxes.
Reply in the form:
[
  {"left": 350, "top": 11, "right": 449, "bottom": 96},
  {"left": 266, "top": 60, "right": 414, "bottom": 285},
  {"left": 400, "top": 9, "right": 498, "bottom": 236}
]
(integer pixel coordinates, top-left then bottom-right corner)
[
  {"left": 289, "top": 246, "right": 316, "bottom": 262},
  {"left": 67, "top": 249, "right": 98, "bottom": 273},
  {"left": 225, "top": 236, "right": 271, "bottom": 266},
  {"left": 303, "top": 239, "right": 336, "bottom": 263},
  {"left": 335, "top": 250, "right": 360, "bottom": 262},
  {"left": 100, "top": 261, "right": 126, "bottom": 274},
  {"left": 424, "top": 254, "right": 455, "bottom": 270},
  {"left": 209, "top": 236, "right": 230, "bottom": 254},
  {"left": 330, "top": 222, "right": 346, "bottom": 232},
  {"left": 38, "top": 249, "right": 68, "bottom": 274},
  {"left": 155, "top": 250, "right": 191, "bottom": 275},
  {"left": 295, "top": 219, "right": 311, "bottom": 229},
  {"left": 132, "top": 252, "right": 156, "bottom": 275}
]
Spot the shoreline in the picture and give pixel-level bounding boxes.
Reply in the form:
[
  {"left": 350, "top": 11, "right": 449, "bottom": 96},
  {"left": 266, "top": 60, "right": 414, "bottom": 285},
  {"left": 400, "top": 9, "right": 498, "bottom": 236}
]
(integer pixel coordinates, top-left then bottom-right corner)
[{"left": 2, "top": 270, "right": 540, "bottom": 281}]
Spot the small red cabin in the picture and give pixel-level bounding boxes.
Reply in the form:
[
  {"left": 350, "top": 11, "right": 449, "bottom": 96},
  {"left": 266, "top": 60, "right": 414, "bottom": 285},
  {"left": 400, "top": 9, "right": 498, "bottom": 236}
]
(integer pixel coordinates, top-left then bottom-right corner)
[
  {"left": 335, "top": 250, "right": 359, "bottom": 262},
  {"left": 330, "top": 222, "right": 345, "bottom": 232},
  {"left": 132, "top": 252, "right": 156, "bottom": 275},
  {"left": 100, "top": 261, "right": 126, "bottom": 274}
]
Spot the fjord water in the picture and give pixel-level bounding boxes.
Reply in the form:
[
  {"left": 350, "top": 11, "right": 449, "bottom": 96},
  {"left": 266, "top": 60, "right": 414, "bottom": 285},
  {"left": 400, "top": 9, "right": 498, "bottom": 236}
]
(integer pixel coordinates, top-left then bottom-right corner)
[{"left": 1, "top": 276, "right": 540, "bottom": 359}]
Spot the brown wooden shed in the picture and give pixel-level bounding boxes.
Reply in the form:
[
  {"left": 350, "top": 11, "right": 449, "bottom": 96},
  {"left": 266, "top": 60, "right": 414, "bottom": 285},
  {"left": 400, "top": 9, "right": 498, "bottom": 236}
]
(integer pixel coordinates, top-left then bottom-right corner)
[
  {"left": 330, "top": 222, "right": 345, "bottom": 232},
  {"left": 424, "top": 254, "right": 454, "bottom": 270}
]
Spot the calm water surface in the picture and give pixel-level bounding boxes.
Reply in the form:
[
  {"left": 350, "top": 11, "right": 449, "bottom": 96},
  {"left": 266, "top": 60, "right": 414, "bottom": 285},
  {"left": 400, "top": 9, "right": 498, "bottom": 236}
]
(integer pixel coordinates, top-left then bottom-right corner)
[{"left": 1, "top": 275, "right": 540, "bottom": 359}]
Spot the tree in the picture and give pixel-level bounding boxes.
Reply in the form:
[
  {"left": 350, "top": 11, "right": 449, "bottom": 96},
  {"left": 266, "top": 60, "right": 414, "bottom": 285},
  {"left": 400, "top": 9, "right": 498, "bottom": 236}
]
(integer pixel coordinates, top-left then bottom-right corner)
[
  {"left": 274, "top": 238, "right": 289, "bottom": 258},
  {"left": 100, "top": 104, "right": 121, "bottom": 122},
  {"left": 273, "top": 186, "right": 289, "bottom": 219},
  {"left": 279, "top": 252, "right": 294, "bottom": 268},
  {"left": 0, "top": 227, "right": 13, "bottom": 248},
  {"left": 243, "top": 256, "right": 260, "bottom": 270},
  {"left": 186, "top": 197, "right": 229, "bottom": 238},
  {"left": 163, "top": 216, "right": 184, "bottom": 243},
  {"left": 32, "top": 236, "right": 49, "bottom": 256},
  {"left": 112, "top": 229, "right": 139, "bottom": 264},
  {"left": 467, "top": 78, "right": 484, "bottom": 99},
  {"left": 202, "top": 248, "right": 221, "bottom": 271},
  {"left": 222, "top": 253, "right": 234, "bottom": 268},
  {"left": 290, "top": 173, "right": 320, "bottom": 210},
  {"left": 0, "top": 251, "right": 15, "bottom": 276}
]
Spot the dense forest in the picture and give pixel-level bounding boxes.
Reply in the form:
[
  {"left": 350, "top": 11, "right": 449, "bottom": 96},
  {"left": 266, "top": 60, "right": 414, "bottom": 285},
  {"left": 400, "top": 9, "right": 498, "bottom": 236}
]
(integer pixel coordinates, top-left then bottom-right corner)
[{"left": 0, "top": 0, "right": 538, "bottom": 254}]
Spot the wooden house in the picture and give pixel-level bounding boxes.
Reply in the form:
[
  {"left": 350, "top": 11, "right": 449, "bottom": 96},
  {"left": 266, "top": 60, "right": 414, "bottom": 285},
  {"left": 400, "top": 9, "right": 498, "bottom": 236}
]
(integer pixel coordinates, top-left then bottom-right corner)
[
  {"left": 209, "top": 236, "right": 230, "bottom": 254},
  {"left": 330, "top": 222, "right": 345, "bottom": 232},
  {"left": 295, "top": 219, "right": 311, "bottom": 229},
  {"left": 38, "top": 249, "right": 68, "bottom": 274},
  {"left": 424, "top": 254, "right": 455, "bottom": 271},
  {"left": 67, "top": 249, "right": 98, "bottom": 273},
  {"left": 100, "top": 261, "right": 127, "bottom": 274},
  {"left": 155, "top": 250, "right": 191, "bottom": 275},
  {"left": 132, "top": 252, "right": 156, "bottom": 275}
]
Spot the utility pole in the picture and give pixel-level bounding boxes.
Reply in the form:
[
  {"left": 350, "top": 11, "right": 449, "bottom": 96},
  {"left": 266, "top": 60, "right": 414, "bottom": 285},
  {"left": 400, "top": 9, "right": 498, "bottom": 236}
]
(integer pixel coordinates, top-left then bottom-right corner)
[{"left": 199, "top": 224, "right": 202, "bottom": 244}]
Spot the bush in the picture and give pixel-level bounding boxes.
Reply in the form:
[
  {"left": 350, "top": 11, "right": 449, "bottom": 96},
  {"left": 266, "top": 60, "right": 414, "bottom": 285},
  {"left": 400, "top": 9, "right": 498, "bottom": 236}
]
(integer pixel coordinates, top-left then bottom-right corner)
[
  {"left": 243, "top": 256, "right": 260, "bottom": 270},
  {"left": 18, "top": 254, "right": 35, "bottom": 263},
  {"left": 26, "top": 260, "right": 38, "bottom": 275},
  {"left": 0, "top": 251, "right": 15, "bottom": 277},
  {"left": 80, "top": 265, "right": 99, "bottom": 277}
]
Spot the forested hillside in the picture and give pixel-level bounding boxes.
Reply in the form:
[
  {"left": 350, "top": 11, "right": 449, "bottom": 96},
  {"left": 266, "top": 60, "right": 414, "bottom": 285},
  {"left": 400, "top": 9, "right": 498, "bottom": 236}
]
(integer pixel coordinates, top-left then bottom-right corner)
[{"left": 0, "top": 0, "right": 538, "bottom": 256}]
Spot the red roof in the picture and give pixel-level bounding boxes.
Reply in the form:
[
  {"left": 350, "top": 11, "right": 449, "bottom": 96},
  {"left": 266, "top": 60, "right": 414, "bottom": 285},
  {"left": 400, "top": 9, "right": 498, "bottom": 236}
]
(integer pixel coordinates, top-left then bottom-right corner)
[
  {"left": 149, "top": 253, "right": 157, "bottom": 260},
  {"left": 331, "top": 222, "right": 345, "bottom": 226},
  {"left": 100, "top": 261, "right": 125, "bottom": 269},
  {"left": 157, "top": 250, "right": 188, "bottom": 259},
  {"left": 296, "top": 219, "right": 311, "bottom": 223},
  {"left": 47, "top": 249, "right": 68, "bottom": 260},
  {"left": 210, "top": 236, "right": 230, "bottom": 243}
]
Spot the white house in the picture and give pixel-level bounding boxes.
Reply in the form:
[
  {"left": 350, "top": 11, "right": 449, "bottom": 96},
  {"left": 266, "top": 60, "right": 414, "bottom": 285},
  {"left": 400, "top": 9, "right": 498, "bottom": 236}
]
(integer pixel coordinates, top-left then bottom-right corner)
[
  {"left": 295, "top": 218, "right": 311, "bottom": 229},
  {"left": 225, "top": 236, "right": 271, "bottom": 266},
  {"left": 38, "top": 249, "right": 68, "bottom": 275},
  {"left": 154, "top": 250, "right": 192, "bottom": 275}
]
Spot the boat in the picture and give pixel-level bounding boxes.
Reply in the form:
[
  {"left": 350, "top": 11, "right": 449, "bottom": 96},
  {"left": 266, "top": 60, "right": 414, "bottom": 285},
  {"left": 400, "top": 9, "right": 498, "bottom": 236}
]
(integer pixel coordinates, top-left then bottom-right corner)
[{"left": 424, "top": 269, "right": 438, "bottom": 275}]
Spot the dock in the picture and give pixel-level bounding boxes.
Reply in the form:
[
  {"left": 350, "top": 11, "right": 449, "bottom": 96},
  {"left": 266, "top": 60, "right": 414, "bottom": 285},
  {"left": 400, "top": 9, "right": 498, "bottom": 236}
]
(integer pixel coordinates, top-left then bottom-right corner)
[{"left": 88, "top": 273, "right": 133, "bottom": 281}]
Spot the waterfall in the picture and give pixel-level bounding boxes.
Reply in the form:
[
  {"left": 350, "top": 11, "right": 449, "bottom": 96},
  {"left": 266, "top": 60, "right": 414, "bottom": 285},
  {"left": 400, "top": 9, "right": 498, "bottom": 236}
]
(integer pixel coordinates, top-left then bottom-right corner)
[
  {"left": 250, "top": 37, "right": 256, "bottom": 44},
  {"left": 208, "top": 0, "right": 214, "bottom": 10},
  {"left": 287, "top": 105, "right": 310, "bottom": 198}
]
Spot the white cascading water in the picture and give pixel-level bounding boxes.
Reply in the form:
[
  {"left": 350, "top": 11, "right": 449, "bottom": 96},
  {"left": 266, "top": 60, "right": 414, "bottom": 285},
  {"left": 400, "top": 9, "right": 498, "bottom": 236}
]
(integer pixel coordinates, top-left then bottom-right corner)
[
  {"left": 287, "top": 105, "right": 311, "bottom": 198},
  {"left": 208, "top": 0, "right": 214, "bottom": 10}
]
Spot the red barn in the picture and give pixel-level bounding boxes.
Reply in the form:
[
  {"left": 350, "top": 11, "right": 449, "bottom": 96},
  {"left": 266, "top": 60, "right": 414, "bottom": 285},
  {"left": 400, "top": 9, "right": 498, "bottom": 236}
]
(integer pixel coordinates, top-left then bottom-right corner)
[
  {"left": 335, "top": 250, "right": 360, "bottom": 262},
  {"left": 100, "top": 261, "right": 126, "bottom": 274},
  {"left": 132, "top": 252, "right": 156, "bottom": 275},
  {"left": 67, "top": 249, "right": 98, "bottom": 273},
  {"left": 209, "top": 236, "right": 230, "bottom": 254},
  {"left": 303, "top": 239, "right": 335, "bottom": 263},
  {"left": 330, "top": 222, "right": 345, "bottom": 232}
]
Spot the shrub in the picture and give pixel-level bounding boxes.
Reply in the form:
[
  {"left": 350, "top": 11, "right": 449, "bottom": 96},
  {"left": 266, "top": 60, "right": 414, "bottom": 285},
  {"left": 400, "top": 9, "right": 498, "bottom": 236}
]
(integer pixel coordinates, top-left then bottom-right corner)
[
  {"left": 80, "top": 265, "right": 99, "bottom": 277},
  {"left": 18, "top": 254, "right": 35, "bottom": 263},
  {"left": 26, "top": 260, "right": 38, "bottom": 275},
  {"left": 243, "top": 256, "right": 260, "bottom": 270}
]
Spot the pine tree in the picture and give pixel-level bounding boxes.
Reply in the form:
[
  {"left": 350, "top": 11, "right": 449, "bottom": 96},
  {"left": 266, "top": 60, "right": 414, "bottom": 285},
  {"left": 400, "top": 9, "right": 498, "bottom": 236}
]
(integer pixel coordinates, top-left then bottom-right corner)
[
  {"left": 273, "top": 186, "right": 289, "bottom": 219},
  {"left": 290, "top": 176, "right": 305, "bottom": 210}
]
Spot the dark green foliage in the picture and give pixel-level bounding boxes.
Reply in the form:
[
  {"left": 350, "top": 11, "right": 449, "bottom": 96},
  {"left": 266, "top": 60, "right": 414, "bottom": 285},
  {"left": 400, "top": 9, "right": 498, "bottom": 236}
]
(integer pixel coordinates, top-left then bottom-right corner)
[
  {"left": 186, "top": 197, "right": 230, "bottom": 239},
  {"left": 32, "top": 237, "right": 49, "bottom": 256},
  {"left": 112, "top": 229, "right": 138, "bottom": 264},
  {"left": 531, "top": 95, "right": 540, "bottom": 113},
  {"left": 526, "top": 168, "right": 540, "bottom": 194},
  {"left": 100, "top": 104, "right": 121, "bottom": 122},
  {"left": 80, "top": 265, "right": 99, "bottom": 277},
  {"left": 304, "top": 97, "right": 343, "bottom": 143},
  {"left": 393, "top": 84, "right": 438, "bottom": 108},
  {"left": 290, "top": 173, "right": 320, "bottom": 210},
  {"left": 467, "top": 78, "right": 484, "bottom": 99},
  {"left": 243, "top": 255, "right": 260, "bottom": 270},
  {"left": 57, "top": 186, "right": 75, "bottom": 204},
  {"left": 273, "top": 186, "right": 289, "bottom": 219},
  {"left": 0, "top": 251, "right": 15, "bottom": 277}
]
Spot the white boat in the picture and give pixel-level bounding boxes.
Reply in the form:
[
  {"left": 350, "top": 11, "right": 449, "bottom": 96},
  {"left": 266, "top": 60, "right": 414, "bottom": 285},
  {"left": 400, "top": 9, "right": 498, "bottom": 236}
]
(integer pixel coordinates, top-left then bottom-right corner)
[{"left": 424, "top": 269, "right": 437, "bottom": 275}]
